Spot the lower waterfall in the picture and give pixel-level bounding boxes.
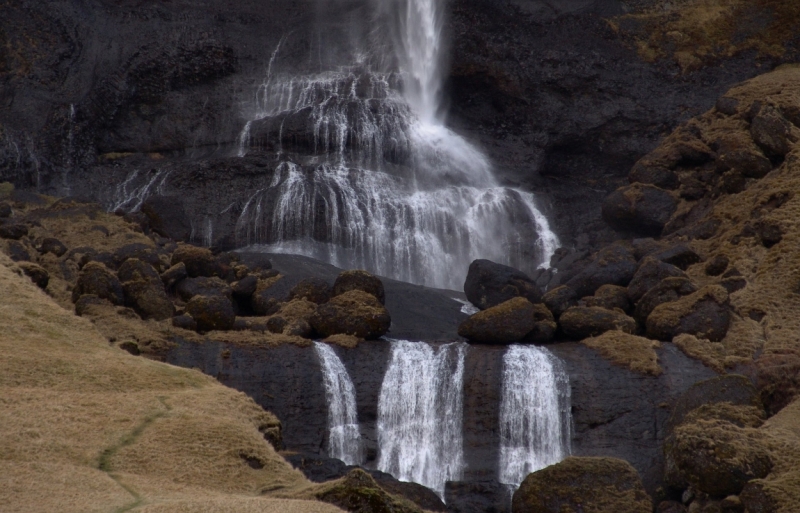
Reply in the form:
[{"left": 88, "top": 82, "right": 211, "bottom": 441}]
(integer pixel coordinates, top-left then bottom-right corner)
[
  {"left": 314, "top": 342, "right": 363, "bottom": 465},
  {"left": 377, "top": 340, "right": 467, "bottom": 498},
  {"left": 498, "top": 345, "right": 572, "bottom": 488}
]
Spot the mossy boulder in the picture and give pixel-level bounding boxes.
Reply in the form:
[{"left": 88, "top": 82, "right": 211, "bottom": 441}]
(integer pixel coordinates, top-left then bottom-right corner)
[
  {"left": 310, "top": 290, "right": 391, "bottom": 340},
  {"left": 170, "top": 243, "right": 223, "bottom": 278},
  {"left": 118, "top": 258, "right": 162, "bottom": 286},
  {"left": 646, "top": 285, "right": 730, "bottom": 342},
  {"left": 176, "top": 276, "right": 231, "bottom": 302},
  {"left": 582, "top": 284, "right": 630, "bottom": 312},
  {"left": 602, "top": 183, "right": 678, "bottom": 236},
  {"left": 289, "top": 277, "right": 333, "bottom": 304},
  {"left": 626, "top": 256, "right": 687, "bottom": 303},
  {"left": 581, "top": 330, "right": 662, "bottom": 376},
  {"left": 559, "top": 306, "right": 636, "bottom": 340},
  {"left": 17, "top": 261, "right": 49, "bottom": 290},
  {"left": 186, "top": 295, "right": 236, "bottom": 332},
  {"left": 715, "top": 131, "right": 773, "bottom": 179},
  {"left": 750, "top": 104, "right": 796, "bottom": 158},
  {"left": 251, "top": 276, "right": 289, "bottom": 315},
  {"left": 315, "top": 469, "right": 424, "bottom": 513},
  {"left": 333, "top": 270, "right": 385, "bottom": 305},
  {"left": 564, "top": 244, "right": 638, "bottom": 297},
  {"left": 37, "top": 237, "right": 67, "bottom": 257},
  {"left": 464, "top": 259, "right": 542, "bottom": 310},
  {"left": 633, "top": 277, "right": 698, "bottom": 324},
  {"left": 122, "top": 280, "right": 174, "bottom": 321},
  {"left": 512, "top": 456, "right": 652, "bottom": 513},
  {"left": 0, "top": 223, "right": 29, "bottom": 240},
  {"left": 542, "top": 285, "right": 577, "bottom": 318},
  {"left": 160, "top": 262, "right": 188, "bottom": 289},
  {"left": 72, "top": 262, "right": 125, "bottom": 305},
  {"left": 458, "top": 296, "right": 537, "bottom": 344},
  {"left": 524, "top": 303, "right": 558, "bottom": 343}
]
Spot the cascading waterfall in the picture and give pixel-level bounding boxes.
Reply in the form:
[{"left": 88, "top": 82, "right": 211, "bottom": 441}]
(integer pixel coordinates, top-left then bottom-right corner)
[
  {"left": 235, "top": 0, "right": 559, "bottom": 290},
  {"left": 377, "top": 340, "right": 466, "bottom": 498},
  {"left": 314, "top": 341, "right": 363, "bottom": 465},
  {"left": 498, "top": 345, "right": 572, "bottom": 488}
]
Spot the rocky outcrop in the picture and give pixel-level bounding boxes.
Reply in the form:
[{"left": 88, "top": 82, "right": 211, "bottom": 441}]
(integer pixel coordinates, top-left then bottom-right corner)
[
  {"left": 464, "top": 259, "right": 542, "bottom": 310},
  {"left": 512, "top": 457, "right": 652, "bottom": 513}
]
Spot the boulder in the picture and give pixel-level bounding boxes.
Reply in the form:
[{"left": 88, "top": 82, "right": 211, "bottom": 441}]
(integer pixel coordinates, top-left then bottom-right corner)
[
  {"left": 634, "top": 277, "right": 698, "bottom": 324},
  {"left": 524, "top": 303, "right": 558, "bottom": 343},
  {"left": 172, "top": 314, "right": 197, "bottom": 331},
  {"left": 232, "top": 275, "right": 258, "bottom": 297},
  {"left": 458, "top": 297, "right": 537, "bottom": 344},
  {"left": 705, "top": 255, "right": 729, "bottom": 276},
  {"left": 118, "top": 258, "right": 162, "bottom": 286},
  {"left": 122, "top": 280, "right": 174, "bottom": 320},
  {"left": 140, "top": 195, "right": 192, "bottom": 242},
  {"left": 160, "top": 262, "right": 188, "bottom": 288},
  {"left": 646, "top": 285, "right": 730, "bottom": 342},
  {"left": 176, "top": 276, "right": 231, "bottom": 302},
  {"left": 6, "top": 240, "right": 31, "bottom": 261},
  {"left": 665, "top": 375, "right": 763, "bottom": 433},
  {"left": 38, "top": 237, "right": 67, "bottom": 257},
  {"left": 602, "top": 184, "right": 678, "bottom": 236},
  {"left": 72, "top": 262, "right": 125, "bottom": 305},
  {"left": 310, "top": 290, "right": 391, "bottom": 340},
  {"left": 333, "top": 270, "right": 385, "bottom": 304},
  {"left": 315, "top": 469, "right": 424, "bottom": 513},
  {"left": 74, "top": 294, "right": 110, "bottom": 316},
  {"left": 252, "top": 276, "right": 292, "bottom": 315},
  {"left": 650, "top": 244, "right": 701, "bottom": 271},
  {"left": 0, "top": 223, "right": 28, "bottom": 240},
  {"left": 464, "top": 259, "right": 542, "bottom": 310},
  {"left": 542, "top": 285, "right": 577, "bottom": 318},
  {"left": 112, "top": 243, "right": 164, "bottom": 271},
  {"left": 564, "top": 244, "right": 638, "bottom": 297},
  {"left": 582, "top": 284, "right": 630, "bottom": 312},
  {"left": 512, "top": 456, "right": 652, "bottom": 513},
  {"left": 444, "top": 480, "right": 511, "bottom": 513},
  {"left": 750, "top": 105, "right": 795, "bottom": 158},
  {"left": 289, "top": 277, "right": 333, "bottom": 304},
  {"left": 715, "top": 132, "right": 773, "bottom": 179},
  {"left": 559, "top": 306, "right": 636, "bottom": 340},
  {"left": 629, "top": 162, "right": 679, "bottom": 190},
  {"left": 186, "top": 295, "right": 236, "bottom": 332},
  {"left": 627, "top": 257, "right": 687, "bottom": 303},
  {"left": 754, "top": 218, "right": 783, "bottom": 248},
  {"left": 581, "top": 330, "right": 662, "bottom": 376},
  {"left": 0, "top": 201, "right": 11, "bottom": 218},
  {"left": 17, "top": 261, "right": 49, "bottom": 289},
  {"left": 171, "top": 244, "right": 224, "bottom": 278}
]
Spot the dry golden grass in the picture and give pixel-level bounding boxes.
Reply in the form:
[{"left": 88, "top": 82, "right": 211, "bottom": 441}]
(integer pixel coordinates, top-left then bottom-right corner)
[
  {"left": 0, "top": 252, "right": 345, "bottom": 513},
  {"left": 581, "top": 330, "right": 663, "bottom": 376}
]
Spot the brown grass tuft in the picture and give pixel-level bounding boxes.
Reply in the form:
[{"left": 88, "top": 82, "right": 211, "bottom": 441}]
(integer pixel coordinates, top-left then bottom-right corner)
[{"left": 581, "top": 330, "right": 663, "bottom": 376}]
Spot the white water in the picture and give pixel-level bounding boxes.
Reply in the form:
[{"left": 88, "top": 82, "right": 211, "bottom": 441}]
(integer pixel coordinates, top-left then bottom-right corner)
[
  {"left": 314, "top": 342, "right": 363, "bottom": 465},
  {"left": 377, "top": 340, "right": 466, "bottom": 498},
  {"left": 498, "top": 345, "right": 572, "bottom": 488},
  {"left": 234, "top": 0, "right": 559, "bottom": 289}
]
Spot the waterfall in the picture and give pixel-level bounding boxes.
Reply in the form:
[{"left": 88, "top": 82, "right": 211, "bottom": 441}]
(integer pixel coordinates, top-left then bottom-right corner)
[
  {"left": 377, "top": 340, "right": 466, "bottom": 498},
  {"left": 314, "top": 342, "right": 363, "bottom": 465},
  {"left": 233, "top": 0, "right": 560, "bottom": 289},
  {"left": 498, "top": 345, "right": 572, "bottom": 488}
]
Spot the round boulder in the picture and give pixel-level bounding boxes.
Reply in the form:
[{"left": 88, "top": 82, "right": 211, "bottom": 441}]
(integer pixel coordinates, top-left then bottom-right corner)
[
  {"left": 512, "top": 456, "right": 652, "bottom": 513},
  {"left": 646, "top": 285, "right": 730, "bottom": 342},
  {"left": 333, "top": 270, "right": 385, "bottom": 305},
  {"left": 310, "top": 290, "right": 391, "bottom": 340},
  {"left": 464, "top": 259, "right": 542, "bottom": 310},
  {"left": 122, "top": 280, "right": 174, "bottom": 321},
  {"left": 118, "top": 258, "right": 162, "bottom": 286},
  {"left": 634, "top": 277, "right": 698, "bottom": 324},
  {"left": 72, "top": 262, "right": 125, "bottom": 305},
  {"left": 559, "top": 306, "right": 636, "bottom": 340},
  {"left": 542, "top": 285, "right": 577, "bottom": 318},
  {"left": 602, "top": 183, "right": 678, "bottom": 236},
  {"left": 564, "top": 244, "right": 638, "bottom": 298},
  {"left": 289, "top": 277, "right": 333, "bottom": 304},
  {"left": 176, "top": 276, "right": 231, "bottom": 302},
  {"left": 38, "top": 237, "right": 67, "bottom": 257},
  {"left": 171, "top": 244, "right": 223, "bottom": 278},
  {"left": 458, "top": 297, "right": 537, "bottom": 344},
  {"left": 627, "top": 256, "right": 687, "bottom": 303},
  {"left": 186, "top": 295, "right": 236, "bottom": 332}
]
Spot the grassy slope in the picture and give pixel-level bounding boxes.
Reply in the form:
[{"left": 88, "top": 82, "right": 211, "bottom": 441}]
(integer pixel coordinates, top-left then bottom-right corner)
[{"left": 0, "top": 251, "right": 343, "bottom": 513}]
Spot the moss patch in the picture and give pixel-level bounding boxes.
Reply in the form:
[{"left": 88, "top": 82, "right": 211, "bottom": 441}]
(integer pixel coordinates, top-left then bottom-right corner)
[{"left": 581, "top": 330, "right": 662, "bottom": 376}]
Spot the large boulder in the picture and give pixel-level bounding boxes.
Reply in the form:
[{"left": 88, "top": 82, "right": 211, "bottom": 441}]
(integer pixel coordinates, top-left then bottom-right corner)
[
  {"left": 37, "top": 237, "right": 67, "bottom": 257},
  {"left": 525, "top": 303, "right": 558, "bottom": 343},
  {"left": 512, "top": 456, "right": 652, "bottom": 513},
  {"left": 186, "top": 295, "right": 235, "bottom": 332},
  {"left": 289, "top": 277, "right": 333, "bottom": 304},
  {"left": 646, "top": 285, "right": 730, "bottom": 342},
  {"left": 140, "top": 195, "right": 192, "bottom": 242},
  {"left": 118, "top": 258, "right": 162, "bottom": 286},
  {"left": 626, "top": 257, "right": 687, "bottom": 303},
  {"left": 333, "top": 270, "right": 385, "bottom": 305},
  {"left": 0, "top": 223, "right": 28, "bottom": 240},
  {"left": 445, "top": 480, "right": 511, "bottom": 513},
  {"left": 602, "top": 183, "right": 678, "bottom": 236},
  {"left": 582, "top": 284, "right": 630, "bottom": 312},
  {"left": 458, "top": 297, "right": 537, "bottom": 344},
  {"left": 633, "top": 277, "right": 698, "bottom": 324},
  {"left": 72, "top": 262, "right": 125, "bottom": 305},
  {"left": 310, "top": 290, "right": 391, "bottom": 340},
  {"left": 564, "top": 244, "right": 638, "bottom": 298},
  {"left": 170, "top": 244, "right": 224, "bottom": 278},
  {"left": 252, "top": 276, "right": 292, "bottom": 315},
  {"left": 559, "top": 306, "right": 636, "bottom": 340},
  {"left": 542, "top": 285, "right": 577, "bottom": 318},
  {"left": 122, "top": 280, "right": 174, "bottom": 320},
  {"left": 464, "top": 259, "right": 542, "bottom": 310}
]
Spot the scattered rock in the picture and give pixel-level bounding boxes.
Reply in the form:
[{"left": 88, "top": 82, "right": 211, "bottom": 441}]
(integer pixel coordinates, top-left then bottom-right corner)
[
  {"left": 232, "top": 275, "right": 258, "bottom": 297},
  {"left": 627, "top": 256, "right": 687, "bottom": 303},
  {"left": 333, "top": 270, "right": 386, "bottom": 305},
  {"left": 629, "top": 162, "right": 679, "bottom": 190},
  {"left": 140, "top": 195, "right": 192, "bottom": 242},
  {"left": 715, "top": 132, "right": 773, "bottom": 179},
  {"left": 564, "top": 244, "right": 638, "bottom": 297},
  {"left": 634, "top": 277, "right": 698, "bottom": 324},
  {"left": 0, "top": 223, "right": 28, "bottom": 240},
  {"left": 6, "top": 240, "right": 31, "bottom": 262},
  {"left": 289, "top": 277, "right": 333, "bottom": 304},
  {"left": 171, "top": 243, "right": 223, "bottom": 278},
  {"left": 72, "top": 262, "right": 125, "bottom": 305},
  {"left": 464, "top": 259, "right": 542, "bottom": 310},
  {"left": 541, "top": 285, "right": 577, "bottom": 318},
  {"left": 754, "top": 218, "right": 783, "bottom": 248},
  {"left": 646, "top": 285, "right": 730, "bottom": 342},
  {"left": 186, "top": 295, "right": 236, "bottom": 332},
  {"left": 17, "top": 261, "right": 49, "bottom": 289},
  {"left": 512, "top": 456, "right": 652, "bottom": 513},
  {"left": 38, "top": 237, "right": 67, "bottom": 257},
  {"left": 559, "top": 306, "right": 636, "bottom": 339},
  {"left": 602, "top": 183, "right": 678, "bottom": 236},
  {"left": 458, "top": 297, "right": 537, "bottom": 344},
  {"left": 118, "top": 258, "right": 161, "bottom": 286},
  {"left": 310, "top": 290, "right": 391, "bottom": 340},
  {"left": 112, "top": 243, "right": 164, "bottom": 271}
]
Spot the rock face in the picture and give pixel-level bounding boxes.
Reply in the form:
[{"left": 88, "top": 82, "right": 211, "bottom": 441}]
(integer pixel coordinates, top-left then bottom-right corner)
[
  {"left": 464, "top": 259, "right": 542, "bottom": 310},
  {"left": 310, "top": 290, "right": 391, "bottom": 340},
  {"left": 511, "top": 457, "right": 652, "bottom": 513},
  {"left": 458, "top": 296, "right": 537, "bottom": 344}
]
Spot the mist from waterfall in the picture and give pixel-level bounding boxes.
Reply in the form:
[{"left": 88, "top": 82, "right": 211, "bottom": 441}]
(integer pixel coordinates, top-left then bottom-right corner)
[
  {"left": 314, "top": 342, "right": 363, "bottom": 465},
  {"left": 498, "top": 345, "right": 572, "bottom": 488},
  {"left": 377, "top": 340, "right": 466, "bottom": 498},
  {"left": 235, "top": 0, "right": 559, "bottom": 289}
]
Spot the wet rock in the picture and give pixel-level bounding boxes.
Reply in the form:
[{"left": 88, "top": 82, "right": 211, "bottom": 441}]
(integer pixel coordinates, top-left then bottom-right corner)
[
  {"left": 627, "top": 257, "right": 687, "bottom": 303},
  {"left": 160, "top": 261, "right": 188, "bottom": 288},
  {"left": 72, "top": 262, "right": 125, "bottom": 305},
  {"left": 464, "top": 259, "right": 542, "bottom": 310},
  {"left": 0, "top": 223, "right": 28, "bottom": 240},
  {"left": 705, "top": 255, "right": 729, "bottom": 276},
  {"left": 634, "top": 277, "right": 698, "bottom": 324},
  {"left": 172, "top": 313, "right": 197, "bottom": 331},
  {"left": 559, "top": 306, "right": 636, "bottom": 339},
  {"left": 602, "top": 183, "right": 678, "bottom": 236},
  {"left": 370, "top": 470, "right": 447, "bottom": 512},
  {"left": 512, "top": 456, "right": 652, "bottom": 513},
  {"left": 542, "top": 285, "right": 577, "bottom": 318},
  {"left": 458, "top": 296, "right": 537, "bottom": 344},
  {"left": 289, "top": 277, "right": 333, "bottom": 304},
  {"left": 38, "top": 237, "right": 67, "bottom": 257},
  {"left": 582, "top": 284, "right": 630, "bottom": 312},
  {"left": 310, "top": 290, "right": 391, "bottom": 340},
  {"left": 646, "top": 285, "right": 730, "bottom": 342},
  {"left": 564, "top": 244, "right": 638, "bottom": 297},
  {"left": 122, "top": 280, "right": 174, "bottom": 320},
  {"left": 445, "top": 480, "right": 511, "bottom": 513},
  {"left": 171, "top": 243, "right": 224, "bottom": 278},
  {"left": 140, "top": 194, "right": 191, "bottom": 242},
  {"left": 333, "top": 270, "right": 386, "bottom": 305},
  {"left": 186, "top": 294, "right": 235, "bottom": 332},
  {"left": 176, "top": 276, "right": 231, "bottom": 302},
  {"left": 17, "top": 261, "right": 49, "bottom": 289},
  {"left": 750, "top": 105, "right": 795, "bottom": 158}
]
